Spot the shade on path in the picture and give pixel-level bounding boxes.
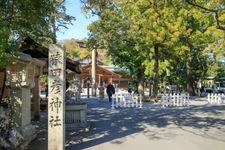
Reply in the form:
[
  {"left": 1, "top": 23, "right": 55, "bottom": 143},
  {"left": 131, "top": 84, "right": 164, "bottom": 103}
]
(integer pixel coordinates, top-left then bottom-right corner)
[{"left": 29, "top": 97, "right": 225, "bottom": 150}]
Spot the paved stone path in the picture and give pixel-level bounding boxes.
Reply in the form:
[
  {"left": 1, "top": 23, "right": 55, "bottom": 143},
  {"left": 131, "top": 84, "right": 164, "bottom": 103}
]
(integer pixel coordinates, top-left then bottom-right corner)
[{"left": 28, "top": 97, "right": 225, "bottom": 150}]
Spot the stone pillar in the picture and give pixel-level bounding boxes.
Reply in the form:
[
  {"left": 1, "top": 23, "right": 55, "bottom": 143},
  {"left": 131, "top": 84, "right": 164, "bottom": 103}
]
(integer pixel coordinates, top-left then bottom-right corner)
[
  {"left": 6, "top": 53, "right": 45, "bottom": 149},
  {"left": 10, "top": 87, "right": 31, "bottom": 127},
  {"left": 91, "top": 47, "right": 97, "bottom": 96},
  {"left": 7, "top": 61, "right": 35, "bottom": 127},
  {"left": 48, "top": 44, "right": 65, "bottom": 150}
]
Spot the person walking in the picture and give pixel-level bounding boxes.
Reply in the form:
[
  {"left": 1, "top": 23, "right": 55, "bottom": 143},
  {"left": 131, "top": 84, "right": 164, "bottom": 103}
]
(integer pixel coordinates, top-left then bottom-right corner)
[{"left": 106, "top": 81, "right": 115, "bottom": 102}]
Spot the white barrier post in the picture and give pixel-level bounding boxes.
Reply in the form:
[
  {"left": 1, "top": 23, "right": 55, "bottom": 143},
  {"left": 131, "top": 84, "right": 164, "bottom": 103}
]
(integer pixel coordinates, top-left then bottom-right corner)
[
  {"left": 122, "top": 95, "right": 125, "bottom": 107},
  {"left": 182, "top": 94, "right": 185, "bottom": 106},
  {"left": 167, "top": 94, "right": 170, "bottom": 106},
  {"left": 221, "top": 93, "right": 225, "bottom": 104},
  {"left": 218, "top": 93, "right": 221, "bottom": 104},
  {"left": 116, "top": 93, "right": 119, "bottom": 107},
  {"left": 118, "top": 94, "right": 122, "bottom": 107},
  {"left": 172, "top": 93, "right": 175, "bottom": 106},
  {"left": 131, "top": 95, "right": 134, "bottom": 107},
  {"left": 136, "top": 95, "right": 139, "bottom": 107},
  {"left": 111, "top": 95, "right": 115, "bottom": 109},
  {"left": 207, "top": 93, "right": 210, "bottom": 104},
  {"left": 139, "top": 94, "right": 142, "bottom": 108},
  {"left": 187, "top": 93, "right": 190, "bottom": 106},
  {"left": 177, "top": 94, "right": 179, "bottom": 106},
  {"left": 168, "top": 93, "right": 171, "bottom": 106},
  {"left": 162, "top": 95, "right": 165, "bottom": 108},
  {"left": 162, "top": 93, "right": 190, "bottom": 108}
]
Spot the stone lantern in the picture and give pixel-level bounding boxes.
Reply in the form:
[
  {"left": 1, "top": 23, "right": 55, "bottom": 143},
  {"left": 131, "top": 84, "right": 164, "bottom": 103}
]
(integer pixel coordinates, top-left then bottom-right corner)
[{"left": 6, "top": 53, "right": 45, "bottom": 127}]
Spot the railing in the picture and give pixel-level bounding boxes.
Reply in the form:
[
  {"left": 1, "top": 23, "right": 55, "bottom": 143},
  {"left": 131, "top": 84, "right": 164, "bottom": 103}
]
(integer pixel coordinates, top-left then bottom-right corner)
[
  {"left": 161, "top": 93, "right": 190, "bottom": 107},
  {"left": 207, "top": 93, "right": 225, "bottom": 105},
  {"left": 111, "top": 93, "right": 142, "bottom": 109}
]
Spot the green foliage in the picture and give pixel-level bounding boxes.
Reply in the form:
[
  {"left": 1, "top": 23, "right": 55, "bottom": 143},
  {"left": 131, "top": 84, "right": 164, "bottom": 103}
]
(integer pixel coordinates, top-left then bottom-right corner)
[
  {"left": 66, "top": 50, "right": 80, "bottom": 58},
  {"left": 82, "top": 0, "right": 225, "bottom": 95},
  {"left": 86, "top": 0, "right": 150, "bottom": 72},
  {"left": 185, "top": 0, "right": 225, "bottom": 31},
  {"left": 216, "top": 63, "right": 225, "bottom": 78},
  {"left": 40, "top": 75, "right": 48, "bottom": 85},
  {"left": 0, "top": 0, "right": 74, "bottom": 68}
]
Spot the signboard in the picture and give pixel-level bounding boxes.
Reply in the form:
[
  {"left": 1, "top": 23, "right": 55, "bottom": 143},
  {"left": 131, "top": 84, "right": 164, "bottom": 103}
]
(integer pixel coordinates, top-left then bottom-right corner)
[{"left": 48, "top": 44, "right": 65, "bottom": 150}]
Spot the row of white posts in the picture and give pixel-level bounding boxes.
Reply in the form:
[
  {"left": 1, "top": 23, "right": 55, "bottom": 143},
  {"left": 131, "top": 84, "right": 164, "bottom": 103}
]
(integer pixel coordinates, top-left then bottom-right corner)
[
  {"left": 161, "top": 93, "right": 190, "bottom": 107},
  {"left": 207, "top": 93, "right": 225, "bottom": 105},
  {"left": 112, "top": 93, "right": 142, "bottom": 109}
]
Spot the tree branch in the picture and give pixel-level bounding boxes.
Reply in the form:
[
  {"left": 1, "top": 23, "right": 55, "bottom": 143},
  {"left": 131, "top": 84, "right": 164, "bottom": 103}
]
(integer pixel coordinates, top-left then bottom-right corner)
[
  {"left": 80, "top": 0, "right": 101, "bottom": 16},
  {"left": 185, "top": 0, "right": 217, "bottom": 12},
  {"left": 185, "top": 0, "right": 225, "bottom": 31}
]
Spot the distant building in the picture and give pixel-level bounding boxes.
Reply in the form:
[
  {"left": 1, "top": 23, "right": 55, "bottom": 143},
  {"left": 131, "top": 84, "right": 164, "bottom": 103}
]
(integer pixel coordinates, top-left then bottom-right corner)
[{"left": 78, "top": 57, "right": 131, "bottom": 89}]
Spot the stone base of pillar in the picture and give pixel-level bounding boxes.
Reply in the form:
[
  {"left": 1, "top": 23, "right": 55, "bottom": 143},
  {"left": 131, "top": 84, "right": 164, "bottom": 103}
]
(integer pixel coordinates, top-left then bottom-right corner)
[
  {"left": 19, "top": 124, "right": 37, "bottom": 149},
  {"left": 65, "top": 103, "right": 87, "bottom": 130},
  {"left": 7, "top": 124, "right": 37, "bottom": 150}
]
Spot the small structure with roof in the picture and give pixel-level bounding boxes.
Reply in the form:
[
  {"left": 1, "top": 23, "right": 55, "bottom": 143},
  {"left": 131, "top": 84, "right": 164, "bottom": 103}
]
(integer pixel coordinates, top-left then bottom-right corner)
[{"left": 79, "top": 57, "right": 131, "bottom": 89}]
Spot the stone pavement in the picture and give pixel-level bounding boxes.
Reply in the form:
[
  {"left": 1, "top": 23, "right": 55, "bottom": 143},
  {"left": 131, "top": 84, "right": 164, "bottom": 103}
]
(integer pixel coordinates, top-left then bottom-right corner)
[{"left": 28, "top": 96, "right": 225, "bottom": 150}]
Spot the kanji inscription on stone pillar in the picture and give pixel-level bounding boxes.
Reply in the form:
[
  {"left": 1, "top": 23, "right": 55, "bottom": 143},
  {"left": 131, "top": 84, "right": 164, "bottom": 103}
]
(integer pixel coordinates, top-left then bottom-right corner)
[{"left": 48, "top": 44, "right": 65, "bottom": 150}]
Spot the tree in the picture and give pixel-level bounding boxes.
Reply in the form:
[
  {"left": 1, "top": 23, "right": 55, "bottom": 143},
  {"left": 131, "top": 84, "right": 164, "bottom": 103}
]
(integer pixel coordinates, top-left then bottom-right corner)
[
  {"left": 0, "top": 0, "right": 74, "bottom": 103},
  {"left": 0, "top": 0, "right": 74, "bottom": 69},
  {"left": 82, "top": 0, "right": 148, "bottom": 94},
  {"left": 185, "top": 0, "right": 225, "bottom": 31},
  {"left": 81, "top": 0, "right": 223, "bottom": 96},
  {"left": 82, "top": 0, "right": 184, "bottom": 96},
  {"left": 182, "top": 0, "right": 225, "bottom": 93},
  {"left": 134, "top": 1, "right": 184, "bottom": 97}
]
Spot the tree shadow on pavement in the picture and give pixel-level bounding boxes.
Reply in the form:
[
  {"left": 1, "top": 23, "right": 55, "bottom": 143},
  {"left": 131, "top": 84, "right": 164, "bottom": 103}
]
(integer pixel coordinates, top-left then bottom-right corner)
[{"left": 65, "top": 98, "right": 225, "bottom": 150}]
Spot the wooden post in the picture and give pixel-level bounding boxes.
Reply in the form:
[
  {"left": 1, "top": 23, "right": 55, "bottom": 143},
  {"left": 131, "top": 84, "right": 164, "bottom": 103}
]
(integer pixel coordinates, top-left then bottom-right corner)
[
  {"left": 48, "top": 44, "right": 65, "bottom": 150},
  {"left": 87, "top": 82, "right": 90, "bottom": 98},
  {"left": 91, "top": 47, "right": 97, "bottom": 96}
]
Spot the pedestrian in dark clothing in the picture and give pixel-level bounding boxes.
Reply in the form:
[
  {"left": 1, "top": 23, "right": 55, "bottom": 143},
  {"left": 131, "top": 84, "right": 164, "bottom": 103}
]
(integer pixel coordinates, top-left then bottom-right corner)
[
  {"left": 200, "top": 85, "right": 204, "bottom": 93},
  {"left": 106, "top": 82, "right": 115, "bottom": 102},
  {"left": 128, "top": 82, "right": 132, "bottom": 94}
]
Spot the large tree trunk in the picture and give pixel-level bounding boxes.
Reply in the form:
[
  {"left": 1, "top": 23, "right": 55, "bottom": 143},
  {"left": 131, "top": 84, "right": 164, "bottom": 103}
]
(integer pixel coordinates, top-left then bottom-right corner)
[
  {"left": 185, "top": 52, "right": 195, "bottom": 95},
  {"left": 187, "top": 78, "right": 195, "bottom": 95},
  {"left": 185, "top": 52, "right": 189, "bottom": 92},
  {"left": 0, "top": 68, "right": 6, "bottom": 105},
  {"left": 153, "top": 45, "right": 159, "bottom": 97},
  {"left": 136, "top": 67, "right": 145, "bottom": 96}
]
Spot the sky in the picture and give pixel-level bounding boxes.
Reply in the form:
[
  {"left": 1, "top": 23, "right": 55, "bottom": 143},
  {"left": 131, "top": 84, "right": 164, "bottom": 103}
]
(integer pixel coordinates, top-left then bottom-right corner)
[{"left": 56, "top": 0, "right": 97, "bottom": 41}]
